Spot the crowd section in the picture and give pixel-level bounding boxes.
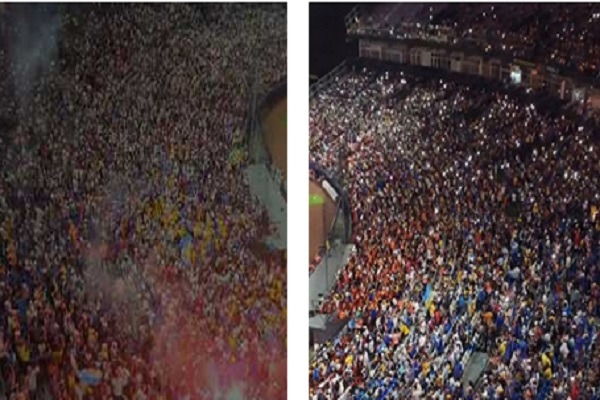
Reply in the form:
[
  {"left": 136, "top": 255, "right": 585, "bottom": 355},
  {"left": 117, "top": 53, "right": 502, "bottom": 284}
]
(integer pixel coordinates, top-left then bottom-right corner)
[
  {"left": 357, "top": 4, "right": 600, "bottom": 77},
  {"left": 309, "top": 67, "right": 599, "bottom": 399},
  {"left": 0, "top": 3, "right": 286, "bottom": 399}
]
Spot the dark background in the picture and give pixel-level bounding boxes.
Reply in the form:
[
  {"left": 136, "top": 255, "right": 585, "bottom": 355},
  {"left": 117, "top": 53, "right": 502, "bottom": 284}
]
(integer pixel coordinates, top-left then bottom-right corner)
[{"left": 309, "top": 3, "right": 357, "bottom": 82}]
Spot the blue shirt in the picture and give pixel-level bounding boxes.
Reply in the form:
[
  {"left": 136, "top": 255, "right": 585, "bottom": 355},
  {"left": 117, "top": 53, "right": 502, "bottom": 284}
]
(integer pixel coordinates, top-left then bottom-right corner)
[{"left": 454, "top": 363, "right": 463, "bottom": 380}]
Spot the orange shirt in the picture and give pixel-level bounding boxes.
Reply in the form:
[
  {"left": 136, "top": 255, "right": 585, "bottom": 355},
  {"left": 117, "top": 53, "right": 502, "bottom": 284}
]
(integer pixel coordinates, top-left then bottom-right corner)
[{"left": 483, "top": 311, "right": 493, "bottom": 325}]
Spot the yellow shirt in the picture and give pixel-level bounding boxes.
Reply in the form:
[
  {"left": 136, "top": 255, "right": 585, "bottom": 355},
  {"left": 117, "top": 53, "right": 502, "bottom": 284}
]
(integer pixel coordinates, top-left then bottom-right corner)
[
  {"left": 541, "top": 353, "right": 551, "bottom": 369},
  {"left": 499, "top": 341, "right": 507, "bottom": 357},
  {"left": 228, "top": 335, "right": 237, "bottom": 351},
  {"left": 345, "top": 354, "right": 353, "bottom": 366},
  {"left": 177, "top": 222, "right": 187, "bottom": 237},
  {"left": 400, "top": 323, "right": 410, "bottom": 335},
  {"left": 52, "top": 350, "right": 63, "bottom": 364},
  {"left": 16, "top": 344, "right": 30, "bottom": 363},
  {"left": 423, "top": 361, "right": 430, "bottom": 375},
  {"left": 69, "top": 221, "right": 78, "bottom": 243},
  {"left": 468, "top": 302, "right": 476, "bottom": 316},
  {"left": 68, "top": 373, "right": 76, "bottom": 389},
  {"left": 219, "top": 220, "right": 227, "bottom": 238}
]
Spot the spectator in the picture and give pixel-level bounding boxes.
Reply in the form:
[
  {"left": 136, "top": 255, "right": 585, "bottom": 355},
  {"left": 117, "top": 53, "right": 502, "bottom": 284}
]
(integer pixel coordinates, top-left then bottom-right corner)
[
  {"left": 355, "top": 4, "right": 600, "bottom": 77},
  {"left": 0, "top": 3, "right": 286, "bottom": 399},
  {"left": 309, "top": 65, "right": 599, "bottom": 399}
]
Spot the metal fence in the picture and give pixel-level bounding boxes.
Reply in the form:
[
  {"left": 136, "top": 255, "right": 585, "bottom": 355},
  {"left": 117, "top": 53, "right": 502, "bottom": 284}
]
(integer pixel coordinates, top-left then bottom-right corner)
[{"left": 309, "top": 60, "right": 349, "bottom": 99}]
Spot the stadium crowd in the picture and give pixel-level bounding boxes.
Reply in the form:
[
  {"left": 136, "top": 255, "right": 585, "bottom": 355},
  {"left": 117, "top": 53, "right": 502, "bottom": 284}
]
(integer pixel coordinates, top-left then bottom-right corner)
[
  {"left": 309, "top": 67, "right": 599, "bottom": 399},
  {"left": 0, "top": 3, "right": 286, "bottom": 399},
  {"left": 356, "top": 3, "right": 600, "bottom": 77}
]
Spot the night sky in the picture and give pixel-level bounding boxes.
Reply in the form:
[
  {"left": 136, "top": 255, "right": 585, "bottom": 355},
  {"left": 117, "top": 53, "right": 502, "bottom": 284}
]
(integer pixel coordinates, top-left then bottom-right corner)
[{"left": 309, "top": 3, "right": 357, "bottom": 80}]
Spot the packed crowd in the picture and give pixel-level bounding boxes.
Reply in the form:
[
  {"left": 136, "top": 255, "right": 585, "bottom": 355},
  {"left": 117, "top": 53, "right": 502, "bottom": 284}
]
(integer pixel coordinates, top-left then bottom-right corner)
[
  {"left": 309, "top": 66, "right": 599, "bottom": 399},
  {"left": 0, "top": 3, "right": 286, "bottom": 399},
  {"left": 355, "top": 3, "right": 600, "bottom": 77}
]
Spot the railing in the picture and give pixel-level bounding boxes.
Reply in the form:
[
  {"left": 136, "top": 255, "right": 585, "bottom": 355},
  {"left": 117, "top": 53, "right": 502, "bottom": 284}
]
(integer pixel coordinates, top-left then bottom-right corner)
[
  {"left": 350, "top": 24, "right": 457, "bottom": 46},
  {"left": 356, "top": 41, "right": 573, "bottom": 100},
  {"left": 309, "top": 60, "right": 350, "bottom": 99},
  {"left": 310, "top": 163, "right": 351, "bottom": 244},
  {"left": 344, "top": 5, "right": 360, "bottom": 32}
]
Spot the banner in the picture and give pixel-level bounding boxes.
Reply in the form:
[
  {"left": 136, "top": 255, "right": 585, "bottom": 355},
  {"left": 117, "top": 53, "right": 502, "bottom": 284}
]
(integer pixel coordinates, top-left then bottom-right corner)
[
  {"left": 422, "top": 283, "right": 433, "bottom": 305},
  {"left": 78, "top": 369, "right": 102, "bottom": 386}
]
